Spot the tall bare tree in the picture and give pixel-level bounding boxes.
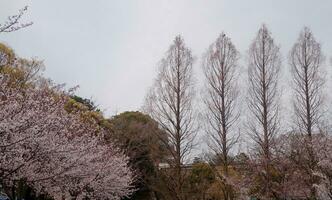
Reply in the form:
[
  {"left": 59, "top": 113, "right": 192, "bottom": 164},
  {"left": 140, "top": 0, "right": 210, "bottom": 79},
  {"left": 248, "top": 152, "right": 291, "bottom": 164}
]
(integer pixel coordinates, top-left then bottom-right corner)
[
  {"left": 144, "top": 36, "right": 196, "bottom": 200},
  {"left": 202, "top": 32, "right": 240, "bottom": 199},
  {"left": 0, "top": 6, "right": 32, "bottom": 33},
  {"left": 289, "top": 27, "right": 325, "bottom": 199},
  {"left": 247, "top": 25, "right": 281, "bottom": 199}
]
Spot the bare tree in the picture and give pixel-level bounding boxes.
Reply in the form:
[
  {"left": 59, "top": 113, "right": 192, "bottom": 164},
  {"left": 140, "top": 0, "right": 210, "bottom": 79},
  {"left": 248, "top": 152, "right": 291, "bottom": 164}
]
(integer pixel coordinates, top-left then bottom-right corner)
[
  {"left": 202, "top": 32, "right": 240, "bottom": 199},
  {"left": 144, "top": 35, "right": 196, "bottom": 200},
  {"left": 0, "top": 6, "right": 32, "bottom": 33},
  {"left": 289, "top": 27, "right": 325, "bottom": 199},
  {"left": 247, "top": 24, "right": 281, "bottom": 199}
]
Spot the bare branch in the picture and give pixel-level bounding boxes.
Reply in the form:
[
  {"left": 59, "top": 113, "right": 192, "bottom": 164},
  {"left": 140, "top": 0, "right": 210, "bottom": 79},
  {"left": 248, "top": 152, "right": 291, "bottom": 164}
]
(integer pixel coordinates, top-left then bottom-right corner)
[
  {"left": 143, "top": 35, "right": 197, "bottom": 200},
  {"left": 289, "top": 27, "right": 326, "bottom": 199},
  {"left": 202, "top": 33, "right": 240, "bottom": 176},
  {"left": 246, "top": 24, "right": 281, "bottom": 199},
  {"left": 0, "top": 6, "right": 33, "bottom": 33}
]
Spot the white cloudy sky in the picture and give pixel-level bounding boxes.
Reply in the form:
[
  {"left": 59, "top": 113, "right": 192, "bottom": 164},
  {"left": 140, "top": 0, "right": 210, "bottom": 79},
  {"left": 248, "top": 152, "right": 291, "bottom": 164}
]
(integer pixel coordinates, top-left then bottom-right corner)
[{"left": 0, "top": 0, "right": 331, "bottom": 117}]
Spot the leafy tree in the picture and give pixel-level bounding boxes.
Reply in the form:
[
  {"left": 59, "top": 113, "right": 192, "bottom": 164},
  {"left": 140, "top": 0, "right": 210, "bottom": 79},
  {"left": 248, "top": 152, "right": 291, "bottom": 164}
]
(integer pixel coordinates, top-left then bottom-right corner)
[
  {"left": 70, "top": 95, "right": 100, "bottom": 112},
  {"left": 0, "top": 43, "right": 15, "bottom": 70},
  {"left": 109, "top": 111, "right": 169, "bottom": 200}
]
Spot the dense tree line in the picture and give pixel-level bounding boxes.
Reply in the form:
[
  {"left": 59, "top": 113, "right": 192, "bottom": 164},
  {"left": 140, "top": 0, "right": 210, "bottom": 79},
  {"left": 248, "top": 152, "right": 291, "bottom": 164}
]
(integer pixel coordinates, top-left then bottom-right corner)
[{"left": 144, "top": 25, "right": 331, "bottom": 200}]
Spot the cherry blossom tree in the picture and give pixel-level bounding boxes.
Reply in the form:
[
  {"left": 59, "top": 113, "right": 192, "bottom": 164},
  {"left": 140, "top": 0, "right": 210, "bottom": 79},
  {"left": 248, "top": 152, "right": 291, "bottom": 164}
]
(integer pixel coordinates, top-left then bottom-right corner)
[
  {"left": 0, "top": 61, "right": 134, "bottom": 199},
  {"left": 274, "top": 131, "right": 332, "bottom": 199},
  {"left": 314, "top": 134, "right": 332, "bottom": 199}
]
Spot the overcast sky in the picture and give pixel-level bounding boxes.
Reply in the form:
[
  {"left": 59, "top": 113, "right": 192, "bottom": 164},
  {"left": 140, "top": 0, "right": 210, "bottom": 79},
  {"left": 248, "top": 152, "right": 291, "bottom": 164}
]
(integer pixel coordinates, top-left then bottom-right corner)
[{"left": 0, "top": 0, "right": 331, "bottom": 117}]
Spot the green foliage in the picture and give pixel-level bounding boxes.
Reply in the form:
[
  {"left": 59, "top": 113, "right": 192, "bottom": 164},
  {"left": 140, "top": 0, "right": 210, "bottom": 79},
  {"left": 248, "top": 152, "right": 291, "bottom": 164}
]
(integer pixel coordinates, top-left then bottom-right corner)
[
  {"left": 1, "top": 179, "right": 53, "bottom": 200},
  {"left": 16, "top": 180, "right": 52, "bottom": 200},
  {"left": 109, "top": 111, "right": 168, "bottom": 200},
  {"left": 0, "top": 45, "right": 45, "bottom": 91},
  {"left": 64, "top": 96, "right": 112, "bottom": 136},
  {"left": 110, "top": 111, "right": 168, "bottom": 163},
  {"left": 187, "top": 162, "right": 215, "bottom": 200},
  {"left": 70, "top": 95, "right": 100, "bottom": 112},
  {"left": 189, "top": 163, "right": 215, "bottom": 185},
  {"left": 0, "top": 43, "right": 15, "bottom": 69}
]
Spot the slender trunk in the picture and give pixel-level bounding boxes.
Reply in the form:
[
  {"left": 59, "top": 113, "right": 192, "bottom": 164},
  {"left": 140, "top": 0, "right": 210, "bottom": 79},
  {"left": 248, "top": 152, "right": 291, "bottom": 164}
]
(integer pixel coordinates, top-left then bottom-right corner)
[
  {"left": 203, "top": 33, "right": 240, "bottom": 200},
  {"left": 11, "top": 184, "right": 16, "bottom": 200},
  {"left": 175, "top": 44, "right": 183, "bottom": 200},
  {"left": 144, "top": 36, "right": 195, "bottom": 200},
  {"left": 261, "top": 32, "right": 272, "bottom": 197},
  {"left": 304, "top": 47, "right": 317, "bottom": 200},
  {"left": 290, "top": 27, "right": 324, "bottom": 200},
  {"left": 248, "top": 25, "right": 280, "bottom": 199}
]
